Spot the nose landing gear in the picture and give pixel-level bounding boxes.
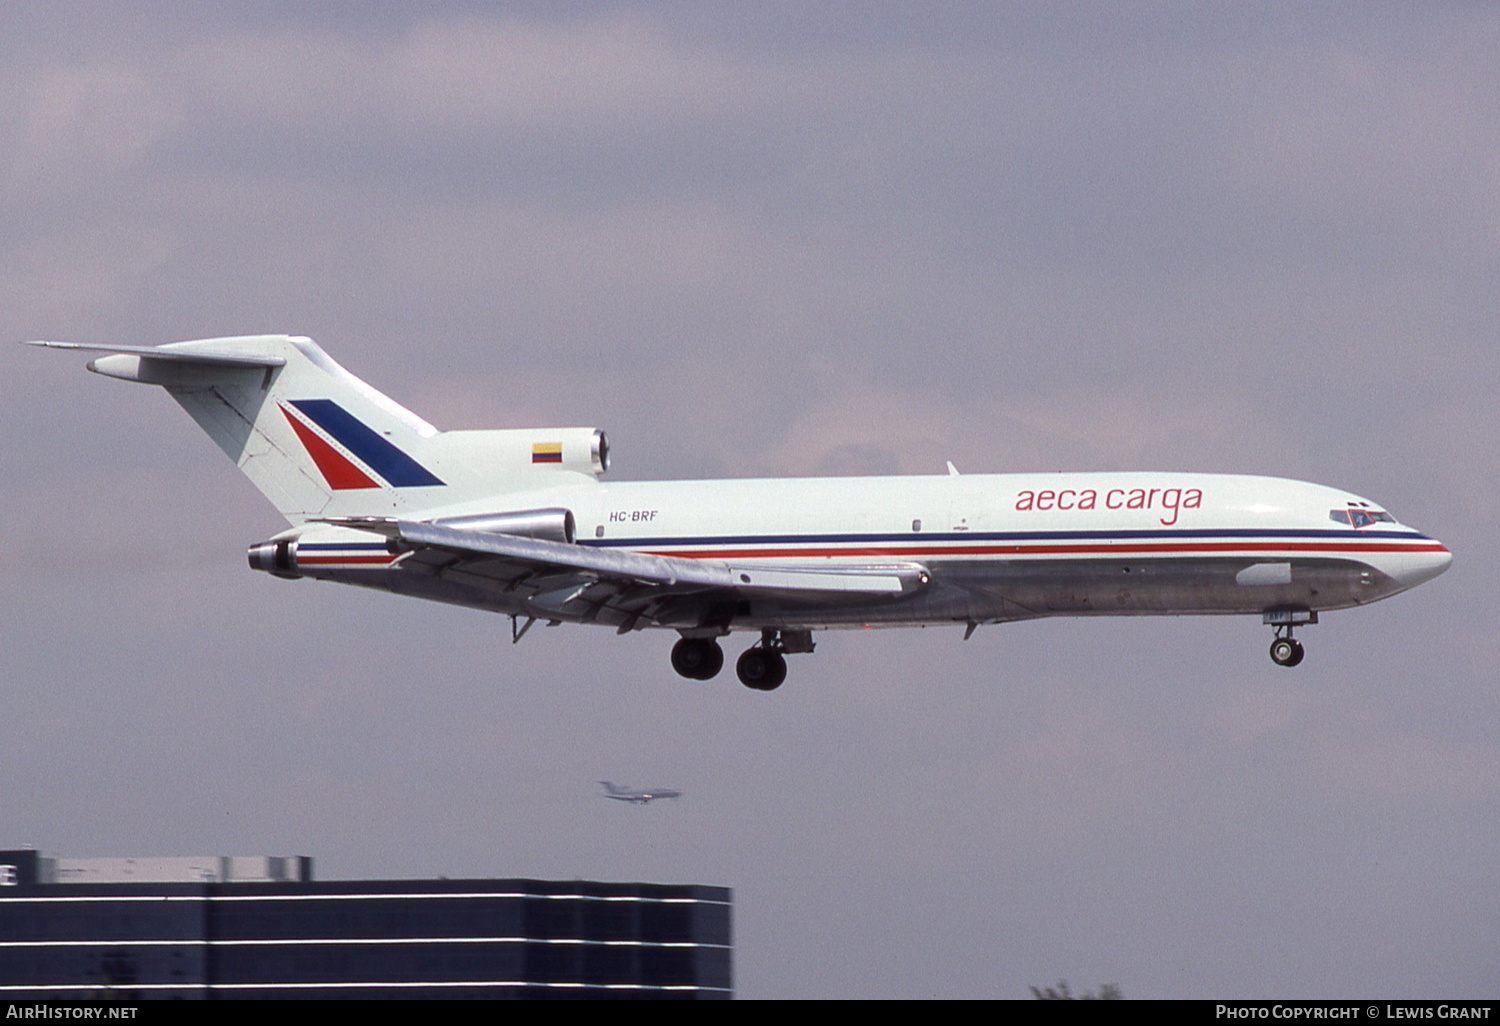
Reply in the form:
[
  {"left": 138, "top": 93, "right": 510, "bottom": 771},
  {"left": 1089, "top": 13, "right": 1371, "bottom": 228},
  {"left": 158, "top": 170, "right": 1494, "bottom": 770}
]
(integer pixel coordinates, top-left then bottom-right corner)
[
  {"left": 1264, "top": 609, "right": 1315, "bottom": 667},
  {"left": 1269, "top": 632, "right": 1305, "bottom": 667}
]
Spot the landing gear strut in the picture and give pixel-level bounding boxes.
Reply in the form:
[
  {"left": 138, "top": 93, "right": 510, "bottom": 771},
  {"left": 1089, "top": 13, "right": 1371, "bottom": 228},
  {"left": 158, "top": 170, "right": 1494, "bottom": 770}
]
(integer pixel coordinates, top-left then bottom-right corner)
[
  {"left": 1264, "top": 609, "right": 1315, "bottom": 667},
  {"left": 670, "top": 637, "right": 724, "bottom": 680}
]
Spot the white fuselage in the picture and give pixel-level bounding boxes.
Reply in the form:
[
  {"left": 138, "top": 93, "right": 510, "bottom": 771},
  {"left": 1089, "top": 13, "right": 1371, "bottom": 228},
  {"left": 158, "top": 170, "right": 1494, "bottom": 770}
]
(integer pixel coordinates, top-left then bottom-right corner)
[{"left": 292, "top": 471, "right": 1451, "bottom": 633}]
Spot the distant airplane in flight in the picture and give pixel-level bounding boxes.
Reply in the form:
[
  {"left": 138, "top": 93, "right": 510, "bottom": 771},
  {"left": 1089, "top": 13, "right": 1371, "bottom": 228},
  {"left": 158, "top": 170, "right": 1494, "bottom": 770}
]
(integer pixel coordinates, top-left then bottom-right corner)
[
  {"left": 600, "top": 782, "right": 683, "bottom": 805},
  {"left": 28, "top": 335, "right": 1451, "bottom": 689}
]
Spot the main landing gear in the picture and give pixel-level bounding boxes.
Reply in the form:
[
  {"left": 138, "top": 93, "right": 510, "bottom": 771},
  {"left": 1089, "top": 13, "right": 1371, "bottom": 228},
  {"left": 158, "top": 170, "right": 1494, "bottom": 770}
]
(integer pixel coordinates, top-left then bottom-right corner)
[
  {"left": 735, "top": 645, "right": 787, "bottom": 692},
  {"left": 670, "top": 637, "right": 724, "bottom": 680},
  {"left": 1264, "top": 609, "right": 1316, "bottom": 667},
  {"left": 670, "top": 630, "right": 812, "bottom": 691}
]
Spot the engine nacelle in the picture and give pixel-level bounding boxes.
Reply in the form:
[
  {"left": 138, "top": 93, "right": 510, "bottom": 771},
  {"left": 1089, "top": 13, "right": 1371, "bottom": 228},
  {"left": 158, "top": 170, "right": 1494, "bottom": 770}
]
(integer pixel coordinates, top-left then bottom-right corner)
[
  {"left": 247, "top": 539, "right": 301, "bottom": 579},
  {"left": 591, "top": 429, "right": 610, "bottom": 475},
  {"left": 432, "top": 427, "right": 610, "bottom": 482},
  {"left": 432, "top": 507, "right": 577, "bottom": 544},
  {"left": 535, "top": 427, "right": 608, "bottom": 475}
]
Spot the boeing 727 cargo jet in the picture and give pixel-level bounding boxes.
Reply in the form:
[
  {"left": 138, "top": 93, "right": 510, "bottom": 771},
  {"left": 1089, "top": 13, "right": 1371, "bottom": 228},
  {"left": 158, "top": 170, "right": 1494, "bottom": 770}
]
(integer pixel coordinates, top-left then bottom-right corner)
[{"left": 28, "top": 335, "right": 1451, "bottom": 690}]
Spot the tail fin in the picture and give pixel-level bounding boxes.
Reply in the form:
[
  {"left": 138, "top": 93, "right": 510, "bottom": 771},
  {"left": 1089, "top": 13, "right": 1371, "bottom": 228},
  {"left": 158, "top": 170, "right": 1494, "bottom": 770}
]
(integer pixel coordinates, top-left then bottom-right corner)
[{"left": 29, "top": 336, "right": 610, "bottom": 523}]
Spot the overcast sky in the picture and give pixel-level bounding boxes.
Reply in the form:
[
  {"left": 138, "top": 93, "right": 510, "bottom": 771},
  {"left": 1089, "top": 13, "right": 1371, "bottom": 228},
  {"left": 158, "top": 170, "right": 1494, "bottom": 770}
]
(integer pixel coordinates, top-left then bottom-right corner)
[{"left": 2, "top": 2, "right": 1496, "bottom": 999}]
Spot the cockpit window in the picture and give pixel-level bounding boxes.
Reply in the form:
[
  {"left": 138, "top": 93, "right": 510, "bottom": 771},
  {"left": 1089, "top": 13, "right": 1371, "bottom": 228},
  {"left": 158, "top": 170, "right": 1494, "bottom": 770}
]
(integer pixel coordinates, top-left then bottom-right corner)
[{"left": 1331, "top": 508, "right": 1395, "bottom": 529}]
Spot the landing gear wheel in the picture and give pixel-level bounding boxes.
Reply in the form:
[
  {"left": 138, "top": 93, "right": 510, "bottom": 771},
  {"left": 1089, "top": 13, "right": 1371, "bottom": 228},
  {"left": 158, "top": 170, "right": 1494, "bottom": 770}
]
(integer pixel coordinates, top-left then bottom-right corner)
[
  {"left": 671, "top": 638, "right": 724, "bottom": 680},
  {"left": 1269, "top": 637, "right": 1305, "bottom": 667},
  {"left": 736, "top": 647, "right": 788, "bottom": 691}
]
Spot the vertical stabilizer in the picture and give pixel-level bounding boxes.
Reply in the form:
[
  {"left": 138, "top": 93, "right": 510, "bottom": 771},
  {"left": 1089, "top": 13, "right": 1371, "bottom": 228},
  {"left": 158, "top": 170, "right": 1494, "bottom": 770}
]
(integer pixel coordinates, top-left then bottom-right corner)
[
  {"left": 30, "top": 335, "right": 610, "bottom": 523},
  {"left": 33, "top": 336, "right": 443, "bottom": 523}
]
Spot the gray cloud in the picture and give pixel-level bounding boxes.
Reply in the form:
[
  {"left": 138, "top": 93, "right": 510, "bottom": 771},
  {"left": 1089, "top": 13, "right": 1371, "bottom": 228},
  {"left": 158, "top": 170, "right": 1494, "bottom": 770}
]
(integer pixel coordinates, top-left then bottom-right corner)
[{"left": 2, "top": 2, "right": 1496, "bottom": 998}]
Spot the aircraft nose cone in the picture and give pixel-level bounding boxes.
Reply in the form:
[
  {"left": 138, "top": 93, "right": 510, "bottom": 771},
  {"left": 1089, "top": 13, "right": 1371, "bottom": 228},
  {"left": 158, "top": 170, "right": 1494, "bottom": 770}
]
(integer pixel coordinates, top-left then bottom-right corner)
[{"left": 1396, "top": 542, "right": 1453, "bottom": 589}]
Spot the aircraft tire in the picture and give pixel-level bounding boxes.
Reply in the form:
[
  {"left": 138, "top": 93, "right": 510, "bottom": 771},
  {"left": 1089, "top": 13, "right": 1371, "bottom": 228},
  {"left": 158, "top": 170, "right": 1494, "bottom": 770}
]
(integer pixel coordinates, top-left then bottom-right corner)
[
  {"left": 1269, "top": 637, "right": 1304, "bottom": 667},
  {"left": 671, "top": 638, "right": 724, "bottom": 680},
  {"left": 736, "top": 647, "right": 787, "bottom": 691}
]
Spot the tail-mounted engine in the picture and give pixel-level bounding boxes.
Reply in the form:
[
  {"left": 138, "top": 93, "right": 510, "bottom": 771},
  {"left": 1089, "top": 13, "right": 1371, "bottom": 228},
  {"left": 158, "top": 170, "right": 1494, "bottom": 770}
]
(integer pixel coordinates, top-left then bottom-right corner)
[
  {"left": 247, "top": 539, "right": 300, "bottom": 579},
  {"left": 431, "top": 507, "right": 576, "bottom": 544},
  {"left": 526, "top": 428, "right": 608, "bottom": 475}
]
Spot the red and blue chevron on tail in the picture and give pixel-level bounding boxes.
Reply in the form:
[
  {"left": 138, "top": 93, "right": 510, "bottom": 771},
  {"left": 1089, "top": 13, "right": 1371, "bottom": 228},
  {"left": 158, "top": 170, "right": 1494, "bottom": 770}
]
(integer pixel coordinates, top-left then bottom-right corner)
[{"left": 279, "top": 399, "right": 444, "bottom": 491}]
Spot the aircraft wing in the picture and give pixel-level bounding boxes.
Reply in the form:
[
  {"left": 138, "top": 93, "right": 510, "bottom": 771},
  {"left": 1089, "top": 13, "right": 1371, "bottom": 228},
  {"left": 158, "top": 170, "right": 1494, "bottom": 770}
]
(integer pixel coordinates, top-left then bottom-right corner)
[{"left": 323, "top": 517, "right": 929, "bottom": 630}]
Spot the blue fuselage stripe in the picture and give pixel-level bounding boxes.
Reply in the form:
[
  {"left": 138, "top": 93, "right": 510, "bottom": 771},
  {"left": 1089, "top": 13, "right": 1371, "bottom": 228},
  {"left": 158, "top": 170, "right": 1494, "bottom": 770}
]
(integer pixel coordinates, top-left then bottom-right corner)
[{"left": 298, "top": 542, "right": 391, "bottom": 551}]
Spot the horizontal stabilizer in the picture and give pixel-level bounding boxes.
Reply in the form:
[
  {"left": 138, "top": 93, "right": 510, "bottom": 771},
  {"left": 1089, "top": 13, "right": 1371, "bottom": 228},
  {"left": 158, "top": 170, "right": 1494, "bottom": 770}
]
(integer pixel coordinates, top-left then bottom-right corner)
[{"left": 22, "top": 340, "right": 285, "bottom": 369}]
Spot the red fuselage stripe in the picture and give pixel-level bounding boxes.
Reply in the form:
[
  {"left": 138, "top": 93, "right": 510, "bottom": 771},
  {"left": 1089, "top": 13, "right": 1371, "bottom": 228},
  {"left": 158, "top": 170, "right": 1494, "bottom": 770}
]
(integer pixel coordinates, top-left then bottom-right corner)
[{"left": 642, "top": 541, "right": 1449, "bottom": 560}]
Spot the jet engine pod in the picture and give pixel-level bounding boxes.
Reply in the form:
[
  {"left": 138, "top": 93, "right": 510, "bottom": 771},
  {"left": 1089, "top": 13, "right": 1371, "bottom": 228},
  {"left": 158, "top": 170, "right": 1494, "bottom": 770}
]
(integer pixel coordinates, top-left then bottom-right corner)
[
  {"left": 433, "top": 507, "right": 577, "bottom": 544},
  {"left": 591, "top": 429, "right": 610, "bottom": 474},
  {"left": 517, "top": 427, "right": 609, "bottom": 475},
  {"left": 247, "top": 539, "right": 301, "bottom": 579}
]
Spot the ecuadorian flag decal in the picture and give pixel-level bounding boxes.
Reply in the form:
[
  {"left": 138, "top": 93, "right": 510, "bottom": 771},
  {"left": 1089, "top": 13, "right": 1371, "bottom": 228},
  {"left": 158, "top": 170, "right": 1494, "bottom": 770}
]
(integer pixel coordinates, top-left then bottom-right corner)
[
  {"left": 280, "top": 400, "right": 445, "bottom": 490},
  {"left": 532, "top": 441, "right": 563, "bottom": 464}
]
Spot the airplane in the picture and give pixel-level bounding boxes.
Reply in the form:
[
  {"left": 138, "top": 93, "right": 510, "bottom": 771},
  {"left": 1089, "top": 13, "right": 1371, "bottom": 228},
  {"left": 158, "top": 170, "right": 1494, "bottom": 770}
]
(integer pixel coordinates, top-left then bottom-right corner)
[
  {"left": 600, "top": 781, "right": 683, "bottom": 804},
  {"left": 27, "top": 335, "right": 1451, "bottom": 690}
]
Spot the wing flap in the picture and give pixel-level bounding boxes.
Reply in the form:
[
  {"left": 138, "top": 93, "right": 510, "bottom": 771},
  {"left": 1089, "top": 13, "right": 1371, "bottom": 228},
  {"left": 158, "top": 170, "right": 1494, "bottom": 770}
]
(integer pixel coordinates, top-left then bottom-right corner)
[{"left": 719, "top": 564, "right": 913, "bottom": 593}]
